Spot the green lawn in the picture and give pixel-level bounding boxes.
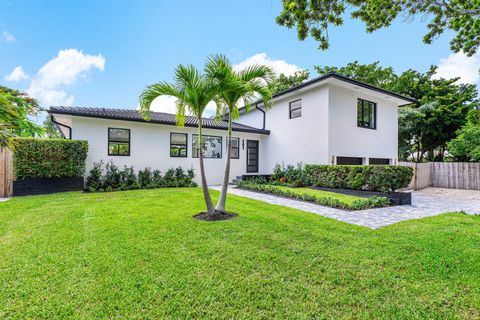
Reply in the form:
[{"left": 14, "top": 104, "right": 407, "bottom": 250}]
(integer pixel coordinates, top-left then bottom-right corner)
[
  {"left": 272, "top": 185, "right": 365, "bottom": 205},
  {"left": 1, "top": 188, "right": 479, "bottom": 319}
]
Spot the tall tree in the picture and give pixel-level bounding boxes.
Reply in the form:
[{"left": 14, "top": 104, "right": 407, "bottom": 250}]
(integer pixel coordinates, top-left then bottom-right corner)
[
  {"left": 0, "top": 86, "right": 44, "bottom": 150},
  {"left": 269, "top": 70, "right": 309, "bottom": 94},
  {"left": 205, "top": 54, "right": 274, "bottom": 213},
  {"left": 448, "top": 109, "right": 480, "bottom": 161},
  {"left": 276, "top": 0, "right": 480, "bottom": 55},
  {"left": 315, "top": 62, "right": 479, "bottom": 161},
  {"left": 139, "top": 65, "right": 220, "bottom": 215}
]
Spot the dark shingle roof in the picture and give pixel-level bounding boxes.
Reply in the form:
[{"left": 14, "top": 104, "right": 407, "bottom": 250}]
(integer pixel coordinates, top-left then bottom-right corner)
[{"left": 48, "top": 106, "right": 270, "bottom": 135}]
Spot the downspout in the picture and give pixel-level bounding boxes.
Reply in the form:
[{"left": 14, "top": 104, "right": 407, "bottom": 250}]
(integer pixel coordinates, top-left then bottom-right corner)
[
  {"left": 255, "top": 103, "right": 266, "bottom": 130},
  {"left": 50, "top": 115, "right": 72, "bottom": 139}
]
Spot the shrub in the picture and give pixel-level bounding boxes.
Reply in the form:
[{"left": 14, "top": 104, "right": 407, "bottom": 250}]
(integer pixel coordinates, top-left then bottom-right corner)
[
  {"left": 13, "top": 138, "right": 88, "bottom": 179},
  {"left": 86, "top": 162, "right": 197, "bottom": 192},
  {"left": 236, "top": 180, "right": 390, "bottom": 210},
  {"left": 271, "top": 162, "right": 305, "bottom": 183},
  {"left": 304, "top": 165, "right": 413, "bottom": 192}
]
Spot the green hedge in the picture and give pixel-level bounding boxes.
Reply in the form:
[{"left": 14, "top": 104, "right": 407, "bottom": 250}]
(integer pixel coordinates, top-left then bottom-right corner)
[
  {"left": 304, "top": 165, "right": 413, "bottom": 192},
  {"left": 13, "top": 138, "right": 88, "bottom": 179},
  {"left": 236, "top": 180, "right": 390, "bottom": 210}
]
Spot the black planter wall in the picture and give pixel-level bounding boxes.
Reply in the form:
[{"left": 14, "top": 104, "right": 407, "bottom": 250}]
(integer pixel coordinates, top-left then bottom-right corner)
[{"left": 13, "top": 177, "right": 84, "bottom": 196}]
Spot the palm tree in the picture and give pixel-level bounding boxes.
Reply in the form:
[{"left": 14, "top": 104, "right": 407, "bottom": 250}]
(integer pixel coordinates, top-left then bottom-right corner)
[
  {"left": 139, "top": 64, "right": 221, "bottom": 215},
  {"left": 205, "top": 54, "right": 274, "bottom": 212}
]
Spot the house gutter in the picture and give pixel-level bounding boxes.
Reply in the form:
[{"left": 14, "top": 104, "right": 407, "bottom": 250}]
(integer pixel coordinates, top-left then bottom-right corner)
[
  {"left": 255, "top": 103, "right": 266, "bottom": 130},
  {"left": 50, "top": 115, "right": 72, "bottom": 139}
]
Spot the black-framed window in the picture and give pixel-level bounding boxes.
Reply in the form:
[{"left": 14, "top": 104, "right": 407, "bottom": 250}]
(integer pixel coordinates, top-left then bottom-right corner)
[
  {"left": 369, "top": 158, "right": 390, "bottom": 165},
  {"left": 336, "top": 156, "right": 363, "bottom": 165},
  {"left": 170, "top": 133, "right": 187, "bottom": 157},
  {"left": 192, "top": 134, "right": 222, "bottom": 158},
  {"left": 228, "top": 137, "right": 240, "bottom": 159},
  {"left": 289, "top": 99, "right": 302, "bottom": 119},
  {"left": 108, "top": 128, "right": 130, "bottom": 156},
  {"left": 357, "top": 99, "right": 377, "bottom": 129}
]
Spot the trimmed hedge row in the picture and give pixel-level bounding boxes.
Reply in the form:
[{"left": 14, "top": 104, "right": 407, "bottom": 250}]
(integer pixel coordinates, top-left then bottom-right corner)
[
  {"left": 236, "top": 180, "right": 390, "bottom": 210},
  {"left": 304, "top": 164, "right": 413, "bottom": 192},
  {"left": 13, "top": 138, "right": 88, "bottom": 179}
]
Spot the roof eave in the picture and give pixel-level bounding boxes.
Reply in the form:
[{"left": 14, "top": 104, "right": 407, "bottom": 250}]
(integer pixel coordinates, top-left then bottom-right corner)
[{"left": 48, "top": 110, "right": 270, "bottom": 135}]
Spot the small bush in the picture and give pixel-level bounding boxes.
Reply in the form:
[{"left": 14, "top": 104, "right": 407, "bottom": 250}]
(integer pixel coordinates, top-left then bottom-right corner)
[
  {"left": 236, "top": 180, "right": 390, "bottom": 210},
  {"left": 86, "top": 162, "right": 197, "bottom": 192},
  {"left": 271, "top": 162, "right": 305, "bottom": 184},
  {"left": 304, "top": 164, "right": 413, "bottom": 192},
  {"left": 13, "top": 138, "right": 88, "bottom": 179}
]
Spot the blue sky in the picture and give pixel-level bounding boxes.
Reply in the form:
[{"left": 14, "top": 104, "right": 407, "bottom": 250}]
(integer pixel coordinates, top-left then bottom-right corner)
[{"left": 1, "top": 0, "right": 479, "bottom": 117}]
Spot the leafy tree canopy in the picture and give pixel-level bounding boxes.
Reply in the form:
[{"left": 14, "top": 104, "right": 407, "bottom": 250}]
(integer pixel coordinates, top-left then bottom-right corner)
[
  {"left": 0, "top": 86, "right": 45, "bottom": 149},
  {"left": 269, "top": 70, "right": 310, "bottom": 94},
  {"left": 276, "top": 0, "right": 480, "bottom": 55},
  {"left": 448, "top": 109, "right": 480, "bottom": 161}
]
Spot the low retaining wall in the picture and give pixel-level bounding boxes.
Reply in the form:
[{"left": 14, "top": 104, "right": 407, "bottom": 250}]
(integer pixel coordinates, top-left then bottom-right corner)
[
  {"left": 310, "top": 186, "right": 412, "bottom": 206},
  {"left": 13, "top": 177, "right": 84, "bottom": 196}
]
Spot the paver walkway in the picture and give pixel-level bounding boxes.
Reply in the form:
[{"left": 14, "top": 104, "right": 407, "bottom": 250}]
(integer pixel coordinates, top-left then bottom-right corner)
[
  {"left": 212, "top": 186, "right": 480, "bottom": 229},
  {"left": 0, "top": 198, "right": 10, "bottom": 202}
]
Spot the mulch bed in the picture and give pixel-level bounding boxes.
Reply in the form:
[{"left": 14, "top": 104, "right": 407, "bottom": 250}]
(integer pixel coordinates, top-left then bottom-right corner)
[{"left": 194, "top": 211, "right": 238, "bottom": 221}]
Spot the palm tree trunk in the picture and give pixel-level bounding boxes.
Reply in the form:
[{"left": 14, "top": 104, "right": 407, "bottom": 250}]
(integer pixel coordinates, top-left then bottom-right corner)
[
  {"left": 197, "top": 119, "right": 215, "bottom": 214},
  {"left": 216, "top": 112, "right": 232, "bottom": 212}
]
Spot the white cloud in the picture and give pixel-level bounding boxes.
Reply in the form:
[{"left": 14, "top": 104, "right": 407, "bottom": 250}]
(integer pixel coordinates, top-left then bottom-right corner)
[
  {"left": 27, "top": 49, "right": 105, "bottom": 106},
  {"left": 147, "top": 96, "right": 217, "bottom": 117},
  {"left": 5, "top": 66, "right": 29, "bottom": 82},
  {"left": 233, "top": 53, "right": 302, "bottom": 76},
  {"left": 1, "top": 31, "right": 15, "bottom": 42},
  {"left": 434, "top": 52, "right": 480, "bottom": 84}
]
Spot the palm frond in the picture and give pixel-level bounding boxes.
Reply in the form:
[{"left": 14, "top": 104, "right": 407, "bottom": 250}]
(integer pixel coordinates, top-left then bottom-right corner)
[{"left": 138, "top": 82, "right": 181, "bottom": 120}]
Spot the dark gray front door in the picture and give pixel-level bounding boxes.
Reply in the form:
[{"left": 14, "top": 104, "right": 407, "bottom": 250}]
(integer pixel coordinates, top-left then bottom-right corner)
[{"left": 246, "top": 140, "right": 259, "bottom": 173}]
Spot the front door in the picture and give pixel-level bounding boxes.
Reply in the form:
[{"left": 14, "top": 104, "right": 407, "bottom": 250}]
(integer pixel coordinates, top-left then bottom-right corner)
[{"left": 246, "top": 140, "right": 259, "bottom": 173}]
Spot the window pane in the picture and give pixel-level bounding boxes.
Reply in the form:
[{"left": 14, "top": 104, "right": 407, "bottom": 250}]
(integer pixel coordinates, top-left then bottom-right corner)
[
  {"left": 171, "top": 133, "right": 187, "bottom": 145},
  {"left": 370, "top": 103, "right": 376, "bottom": 129},
  {"left": 291, "top": 108, "right": 302, "bottom": 118},
  {"left": 170, "top": 145, "right": 187, "bottom": 157},
  {"left": 290, "top": 100, "right": 301, "bottom": 109},
  {"left": 363, "top": 103, "right": 371, "bottom": 127},
  {"left": 109, "top": 128, "right": 129, "bottom": 142},
  {"left": 109, "top": 143, "right": 119, "bottom": 155},
  {"left": 231, "top": 148, "right": 239, "bottom": 159},
  {"left": 119, "top": 143, "right": 130, "bottom": 155},
  {"left": 192, "top": 135, "right": 222, "bottom": 158},
  {"left": 231, "top": 137, "right": 239, "bottom": 148}
]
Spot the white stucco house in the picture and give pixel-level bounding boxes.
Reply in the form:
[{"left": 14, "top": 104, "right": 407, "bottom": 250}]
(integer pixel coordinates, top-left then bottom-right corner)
[{"left": 48, "top": 72, "right": 416, "bottom": 185}]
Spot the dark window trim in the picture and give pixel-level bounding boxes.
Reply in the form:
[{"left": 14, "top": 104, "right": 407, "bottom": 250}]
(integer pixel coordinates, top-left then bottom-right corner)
[
  {"left": 108, "top": 127, "right": 131, "bottom": 156},
  {"left": 357, "top": 98, "right": 377, "bottom": 130},
  {"left": 170, "top": 132, "right": 188, "bottom": 158},
  {"left": 289, "top": 99, "right": 302, "bottom": 119},
  {"left": 192, "top": 134, "right": 223, "bottom": 159},
  {"left": 229, "top": 137, "right": 240, "bottom": 159},
  {"left": 369, "top": 158, "right": 390, "bottom": 165},
  {"left": 336, "top": 156, "right": 363, "bottom": 165}
]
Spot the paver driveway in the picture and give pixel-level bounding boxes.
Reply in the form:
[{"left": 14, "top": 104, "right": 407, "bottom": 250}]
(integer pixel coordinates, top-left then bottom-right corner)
[{"left": 214, "top": 186, "right": 480, "bottom": 229}]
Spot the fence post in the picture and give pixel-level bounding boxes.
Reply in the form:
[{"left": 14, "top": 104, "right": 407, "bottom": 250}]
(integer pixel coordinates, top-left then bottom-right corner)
[
  {"left": 412, "top": 162, "right": 417, "bottom": 191},
  {"left": 0, "top": 149, "right": 13, "bottom": 198}
]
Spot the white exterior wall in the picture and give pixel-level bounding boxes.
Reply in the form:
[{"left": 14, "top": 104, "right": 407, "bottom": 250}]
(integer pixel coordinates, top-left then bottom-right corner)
[
  {"left": 237, "top": 85, "right": 330, "bottom": 173},
  {"left": 328, "top": 84, "right": 399, "bottom": 164},
  {"left": 69, "top": 116, "right": 265, "bottom": 185}
]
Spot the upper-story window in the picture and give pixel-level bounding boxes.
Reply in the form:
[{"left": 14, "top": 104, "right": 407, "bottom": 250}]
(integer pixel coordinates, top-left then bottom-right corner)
[
  {"left": 289, "top": 99, "right": 302, "bottom": 119},
  {"left": 357, "top": 99, "right": 377, "bottom": 129},
  {"left": 192, "top": 134, "right": 222, "bottom": 158},
  {"left": 228, "top": 137, "right": 240, "bottom": 159},
  {"left": 170, "top": 133, "right": 187, "bottom": 157},
  {"left": 108, "top": 128, "right": 130, "bottom": 156}
]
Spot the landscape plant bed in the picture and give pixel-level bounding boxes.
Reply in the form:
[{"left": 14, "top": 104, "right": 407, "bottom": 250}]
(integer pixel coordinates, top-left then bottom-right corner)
[
  {"left": 236, "top": 182, "right": 390, "bottom": 210},
  {"left": 310, "top": 186, "right": 412, "bottom": 206}
]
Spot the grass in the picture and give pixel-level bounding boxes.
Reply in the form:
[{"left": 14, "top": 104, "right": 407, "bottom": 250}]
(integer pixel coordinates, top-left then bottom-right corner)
[
  {"left": 271, "top": 185, "right": 365, "bottom": 205},
  {"left": 0, "top": 188, "right": 479, "bottom": 319}
]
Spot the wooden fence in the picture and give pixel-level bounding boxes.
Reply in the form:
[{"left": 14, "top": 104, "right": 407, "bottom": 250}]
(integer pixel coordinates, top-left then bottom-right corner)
[
  {"left": 0, "top": 149, "right": 13, "bottom": 198},
  {"left": 399, "top": 162, "right": 480, "bottom": 191}
]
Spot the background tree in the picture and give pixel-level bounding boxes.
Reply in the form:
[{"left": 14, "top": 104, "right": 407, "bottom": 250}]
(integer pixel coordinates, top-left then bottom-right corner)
[
  {"left": 0, "top": 86, "right": 45, "bottom": 150},
  {"left": 448, "top": 109, "right": 480, "bottom": 161},
  {"left": 269, "top": 70, "right": 309, "bottom": 94},
  {"left": 139, "top": 65, "right": 220, "bottom": 216},
  {"left": 316, "top": 62, "right": 479, "bottom": 161},
  {"left": 205, "top": 54, "right": 274, "bottom": 213},
  {"left": 276, "top": 0, "right": 480, "bottom": 55},
  {"left": 43, "top": 117, "right": 63, "bottom": 138}
]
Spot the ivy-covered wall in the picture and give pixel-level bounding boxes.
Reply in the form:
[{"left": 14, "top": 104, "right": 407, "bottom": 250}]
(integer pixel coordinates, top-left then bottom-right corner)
[{"left": 13, "top": 138, "right": 88, "bottom": 179}]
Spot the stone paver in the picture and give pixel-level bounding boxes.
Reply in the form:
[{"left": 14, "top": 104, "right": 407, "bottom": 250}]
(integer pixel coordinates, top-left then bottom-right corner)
[
  {"left": 212, "top": 186, "right": 480, "bottom": 229},
  {"left": 0, "top": 198, "right": 10, "bottom": 202}
]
